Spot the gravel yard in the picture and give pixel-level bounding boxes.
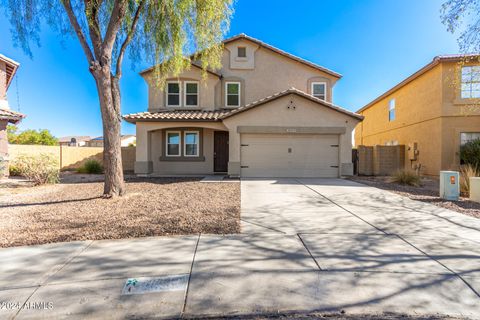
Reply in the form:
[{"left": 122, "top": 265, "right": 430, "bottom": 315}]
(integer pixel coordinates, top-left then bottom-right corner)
[
  {"left": 350, "top": 175, "right": 480, "bottom": 219},
  {"left": 0, "top": 177, "right": 240, "bottom": 247}
]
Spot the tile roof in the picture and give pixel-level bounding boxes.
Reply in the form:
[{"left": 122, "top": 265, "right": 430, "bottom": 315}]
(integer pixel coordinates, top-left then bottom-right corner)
[
  {"left": 220, "top": 87, "right": 363, "bottom": 120},
  {"left": 123, "top": 110, "right": 230, "bottom": 123},
  {"left": 123, "top": 88, "right": 363, "bottom": 123},
  {"left": 0, "top": 108, "right": 25, "bottom": 124}
]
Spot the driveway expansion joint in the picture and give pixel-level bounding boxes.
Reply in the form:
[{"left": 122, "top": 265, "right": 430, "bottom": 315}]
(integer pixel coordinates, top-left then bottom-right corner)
[{"left": 181, "top": 233, "right": 200, "bottom": 317}]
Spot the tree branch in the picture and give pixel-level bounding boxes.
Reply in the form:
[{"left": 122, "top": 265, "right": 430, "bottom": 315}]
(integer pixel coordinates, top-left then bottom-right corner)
[
  {"left": 62, "top": 0, "right": 95, "bottom": 63},
  {"left": 101, "top": 0, "right": 128, "bottom": 60},
  {"left": 84, "top": 0, "right": 103, "bottom": 59},
  {"left": 114, "top": 0, "right": 145, "bottom": 78}
]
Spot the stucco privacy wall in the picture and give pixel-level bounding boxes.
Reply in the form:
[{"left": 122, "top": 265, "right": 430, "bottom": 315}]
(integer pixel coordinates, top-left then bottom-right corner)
[
  {"left": 8, "top": 145, "right": 136, "bottom": 171},
  {"left": 222, "top": 94, "right": 359, "bottom": 176},
  {"left": 134, "top": 121, "right": 227, "bottom": 174}
]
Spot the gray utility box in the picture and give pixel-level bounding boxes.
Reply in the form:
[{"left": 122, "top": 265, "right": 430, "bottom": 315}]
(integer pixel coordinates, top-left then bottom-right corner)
[{"left": 439, "top": 171, "right": 460, "bottom": 201}]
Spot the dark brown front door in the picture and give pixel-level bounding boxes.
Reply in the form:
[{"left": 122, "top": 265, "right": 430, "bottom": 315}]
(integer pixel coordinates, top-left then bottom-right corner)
[{"left": 214, "top": 131, "right": 229, "bottom": 172}]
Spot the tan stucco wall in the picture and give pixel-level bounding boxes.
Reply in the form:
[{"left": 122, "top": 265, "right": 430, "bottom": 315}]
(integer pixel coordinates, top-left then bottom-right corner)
[
  {"left": 144, "top": 68, "right": 219, "bottom": 111},
  {"left": 354, "top": 64, "right": 445, "bottom": 175},
  {"left": 222, "top": 94, "right": 359, "bottom": 176},
  {"left": 134, "top": 121, "right": 228, "bottom": 174},
  {"left": 143, "top": 38, "right": 339, "bottom": 111},
  {"left": 355, "top": 60, "right": 480, "bottom": 176},
  {"left": 221, "top": 40, "right": 338, "bottom": 104}
]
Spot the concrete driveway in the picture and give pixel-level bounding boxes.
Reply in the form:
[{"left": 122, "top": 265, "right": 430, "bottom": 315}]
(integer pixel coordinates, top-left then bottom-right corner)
[{"left": 1, "top": 178, "right": 479, "bottom": 319}]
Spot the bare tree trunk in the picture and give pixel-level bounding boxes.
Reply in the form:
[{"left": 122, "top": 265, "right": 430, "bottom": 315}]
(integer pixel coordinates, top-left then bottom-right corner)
[{"left": 92, "top": 67, "right": 125, "bottom": 197}]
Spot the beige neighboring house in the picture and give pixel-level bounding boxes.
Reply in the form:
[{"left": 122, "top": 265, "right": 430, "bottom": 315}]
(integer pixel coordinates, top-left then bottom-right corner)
[
  {"left": 0, "top": 54, "right": 25, "bottom": 176},
  {"left": 124, "top": 34, "right": 363, "bottom": 177},
  {"left": 86, "top": 135, "right": 136, "bottom": 147},
  {"left": 355, "top": 54, "right": 480, "bottom": 176},
  {"left": 59, "top": 136, "right": 91, "bottom": 147}
]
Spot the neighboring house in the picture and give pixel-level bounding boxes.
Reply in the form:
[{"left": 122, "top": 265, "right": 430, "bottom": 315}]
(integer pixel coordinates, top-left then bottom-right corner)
[
  {"left": 86, "top": 135, "right": 136, "bottom": 147},
  {"left": 0, "top": 54, "right": 25, "bottom": 176},
  {"left": 59, "top": 136, "right": 91, "bottom": 147},
  {"left": 355, "top": 54, "right": 480, "bottom": 176},
  {"left": 123, "top": 34, "right": 363, "bottom": 178}
]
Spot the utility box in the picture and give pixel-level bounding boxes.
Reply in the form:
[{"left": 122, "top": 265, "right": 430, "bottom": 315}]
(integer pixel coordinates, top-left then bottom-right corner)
[
  {"left": 469, "top": 177, "right": 480, "bottom": 203},
  {"left": 439, "top": 171, "right": 460, "bottom": 201}
]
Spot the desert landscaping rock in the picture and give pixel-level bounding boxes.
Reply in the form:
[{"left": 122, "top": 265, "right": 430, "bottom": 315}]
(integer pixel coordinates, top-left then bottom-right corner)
[{"left": 0, "top": 177, "right": 240, "bottom": 247}]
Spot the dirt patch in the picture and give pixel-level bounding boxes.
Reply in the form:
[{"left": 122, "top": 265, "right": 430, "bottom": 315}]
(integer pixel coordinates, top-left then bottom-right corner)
[
  {"left": 350, "top": 176, "right": 480, "bottom": 219},
  {"left": 0, "top": 177, "right": 240, "bottom": 247}
]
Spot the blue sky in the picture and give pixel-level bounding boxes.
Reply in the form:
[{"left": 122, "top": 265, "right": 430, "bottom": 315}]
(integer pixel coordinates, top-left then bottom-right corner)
[{"left": 1, "top": 0, "right": 459, "bottom": 137}]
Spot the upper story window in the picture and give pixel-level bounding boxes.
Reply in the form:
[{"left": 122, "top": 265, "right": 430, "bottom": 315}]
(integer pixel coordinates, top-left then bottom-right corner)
[
  {"left": 311, "top": 82, "right": 326, "bottom": 100},
  {"left": 226, "top": 82, "right": 240, "bottom": 107},
  {"left": 167, "top": 82, "right": 181, "bottom": 107},
  {"left": 388, "top": 98, "right": 396, "bottom": 121},
  {"left": 461, "top": 66, "right": 480, "bottom": 99},
  {"left": 166, "top": 131, "right": 181, "bottom": 156},
  {"left": 184, "top": 81, "right": 198, "bottom": 107},
  {"left": 237, "top": 47, "right": 247, "bottom": 58}
]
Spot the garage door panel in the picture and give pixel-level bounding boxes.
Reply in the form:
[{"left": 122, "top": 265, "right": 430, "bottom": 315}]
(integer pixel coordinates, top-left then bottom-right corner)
[{"left": 241, "top": 134, "right": 339, "bottom": 178}]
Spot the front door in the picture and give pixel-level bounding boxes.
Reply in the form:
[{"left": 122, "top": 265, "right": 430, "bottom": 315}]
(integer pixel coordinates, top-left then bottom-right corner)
[{"left": 214, "top": 131, "right": 229, "bottom": 172}]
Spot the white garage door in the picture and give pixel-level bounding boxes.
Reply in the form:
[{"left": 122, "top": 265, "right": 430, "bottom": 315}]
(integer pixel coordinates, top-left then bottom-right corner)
[{"left": 240, "top": 134, "right": 339, "bottom": 178}]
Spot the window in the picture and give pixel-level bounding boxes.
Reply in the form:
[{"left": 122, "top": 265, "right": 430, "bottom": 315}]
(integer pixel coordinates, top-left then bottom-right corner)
[
  {"left": 237, "top": 47, "right": 246, "bottom": 58},
  {"left": 461, "top": 66, "right": 480, "bottom": 99},
  {"left": 388, "top": 98, "right": 396, "bottom": 121},
  {"left": 184, "top": 82, "right": 198, "bottom": 107},
  {"left": 311, "top": 82, "right": 326, "bottom": 100},
  {"left": 184, "top": 131, "right": 199, "bottom": 156},
  {"left": 166, "top": 82, "right": 181, "bottom": 107},
  {"left": 226, "top": 82, "right": 240, "bottom": 107},
  {"left": 166, "top": 131, "right": 181, "bottom": 156},
  {"left": 460, "top": 132, "right": 480, "bottom": 146}
]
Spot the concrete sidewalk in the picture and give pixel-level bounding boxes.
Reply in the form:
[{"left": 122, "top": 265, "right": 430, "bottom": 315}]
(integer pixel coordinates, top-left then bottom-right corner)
[{"left": 1, "top": 179, "right": 479, "bottom": 319}]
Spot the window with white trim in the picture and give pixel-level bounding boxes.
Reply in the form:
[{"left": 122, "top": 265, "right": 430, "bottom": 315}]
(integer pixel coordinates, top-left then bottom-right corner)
[
  {"left": 184, "top": 82, "right": 198, "bottom": 106},
  {"left": 226, "top": 82, "right": 240, "bottom": 107},
  {"left": 184, "top": 131, "right": 199, "bottom": 157},
  {"left": 166, "top": 82, "right": 181, "bottom": 107},
  {"left": 311, "top": 82, "right": 326, "bottom": 100},
  {"left": 461, "top": 66, "right": 480, "bottom": 99},
  {"left": 388, "top": 98, "right": 396, "bottom": 122},
  {"left": 166, "top": 131, "right": 181, "bottom": 156}
]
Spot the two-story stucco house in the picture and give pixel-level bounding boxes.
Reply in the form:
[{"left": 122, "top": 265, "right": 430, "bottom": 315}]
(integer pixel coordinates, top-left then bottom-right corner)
[
  {"left": 124, "top": 34, "right": 363, "bottom": 178},
  {"left": 355, "top": 54, "right": 480, "bottom": 176}
]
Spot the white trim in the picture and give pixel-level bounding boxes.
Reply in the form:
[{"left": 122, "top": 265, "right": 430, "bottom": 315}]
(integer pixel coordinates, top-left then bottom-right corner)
[
  {"left": 166, "top": 81, "right": 181, "bottom": 107},
  {"left": 184, "top": 131, "right": 200, "bottom": 157},
  {"left": 225, "top": 81, "right": 241, "bottom": 107},
  {"left": 184, "top": 81, "right": 199, "bottom": 107},
  {"left": 166, "top": 130, "right": 181, "bottom": 156},
  {"left": 311, "top": 82, "right": 327, "bottom": 101}
]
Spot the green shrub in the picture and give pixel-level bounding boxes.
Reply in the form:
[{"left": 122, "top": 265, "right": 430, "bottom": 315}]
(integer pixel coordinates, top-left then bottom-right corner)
[
  {"left": 460, "top": 164, "right": 479, "bottom": 197},
  {"left": 460, "top": 139, "right": 480, "bottom": 168},
  {"left": 78, "top": 159, "right": 103, "bottom": 174},
  {"left": 390, "top": 170, "right": 421, "bottom": 187},
  {"left": 11, "top": 153, "right": 59, "bottom": 185},
  {"left": 8, "top": 164, "right": 21, "bottom": 176}
]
